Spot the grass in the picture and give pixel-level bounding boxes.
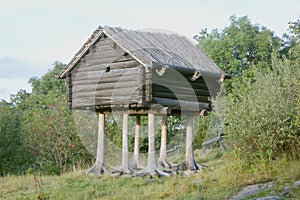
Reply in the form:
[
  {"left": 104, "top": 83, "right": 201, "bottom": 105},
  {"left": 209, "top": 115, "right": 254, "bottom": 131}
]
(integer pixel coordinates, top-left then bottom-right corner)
[{"left": 1, "top": 149, "right": 300, "bottom": 199}]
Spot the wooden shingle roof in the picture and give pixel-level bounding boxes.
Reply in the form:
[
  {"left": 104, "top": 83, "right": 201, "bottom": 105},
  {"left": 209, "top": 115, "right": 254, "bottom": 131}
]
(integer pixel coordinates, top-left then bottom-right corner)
[{"left": 58, "top": 26, "right": 224, "bottom": 79}]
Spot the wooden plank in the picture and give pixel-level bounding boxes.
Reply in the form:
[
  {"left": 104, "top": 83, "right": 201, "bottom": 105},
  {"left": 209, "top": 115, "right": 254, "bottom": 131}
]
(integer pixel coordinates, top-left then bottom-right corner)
[
  {"left": 201, "top": 136, "right": 222, "bottom": 147},
  {"left": 72, "top": 87, "right": 140, "bottom": 99},
  {"left": 72, "top": 105, "right": 171, "bottom": 115},
  {"left": 73, "top": 55, "right": 136, "bottom": 74},
  {"left": 152, "top": 84, "right": 210, "bottom": 96},
  {"left": 113, "top": 55, "right": 135, "bottom": 63},
  {"left": 152, "top": 75, "right": 208, "bottom": 90},
  {"left": 152, "top": 91, "right": 210, "bottom": 103},
  {"left": 73, "top": 80, "right": 140, "bottom": 93},
  {"left": 73, "top": 96, "right": 140, "bottom": 104},
  {"left": 145, "top": 69, "right": 152, "bottom": 102},
  {"left": 85, "top": 49, "right": 125, "bottom": 61},
  {"left": 83, "top": 45, "right": 131, "bottom": 63},
  {"left": 73, "top": 73, "right": 141, "bottom": 86},
  {"left": 72, "top": 66, "right": 140, "bottom": 81},
  {"left": 96, "top": 37, "right": 115, "bottom": 47},
  {"left": 72, "top": 97, "right": 140, "bottom": 108},
  {"left": 95, "top": 44, "right": 115, "bottom": 52},
  {"left": 153, "top": 97, "right": 210, "bottom": 111},
  {"left": 76, "top": 60, "right": 138, "bottom": 73},
  {"left": 83, "top": 56, "right": 123, "bottom": 66}
]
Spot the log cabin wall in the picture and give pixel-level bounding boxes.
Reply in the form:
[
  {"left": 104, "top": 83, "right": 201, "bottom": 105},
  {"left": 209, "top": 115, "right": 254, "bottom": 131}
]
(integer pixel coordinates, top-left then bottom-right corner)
[
  {"left": 59, "top": 26, "right": 228, "bottom": 113},
  {"left": 151, "top": 65, "right": 211, "bottom": 111},
  {"left": 70, "top": 34, "right": 143, "bottom": 110}
]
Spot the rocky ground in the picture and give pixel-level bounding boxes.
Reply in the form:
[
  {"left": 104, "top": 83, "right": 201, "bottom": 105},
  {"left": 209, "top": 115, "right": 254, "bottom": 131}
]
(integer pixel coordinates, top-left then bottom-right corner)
[{"left": 230, "top": 180, "right": 300, "bottom": 200}]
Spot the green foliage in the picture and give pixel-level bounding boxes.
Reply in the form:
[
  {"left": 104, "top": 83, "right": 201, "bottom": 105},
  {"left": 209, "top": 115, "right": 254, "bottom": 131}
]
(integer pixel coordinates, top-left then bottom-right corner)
[
  {"left": 28, "top": 61, "right": 66, "bottom": 95},
  {"left": 193, "top": 116, "right": 209, "bottom": 149},
  {"left": 0, "top": 62, "right": 93, "bottom": 176},
  {"left": 223, "top": 57, "right": 300, "bottom": 160},
  {"left": 21, "top": 63, "right": 92, "bottom": 175},
  {"left": 288, "top": 17, "right": 300, "bottom": 43},
  {"left": 194, "top": 15, "right": 281, "bottom": 77},
  {"left": 21, "top": 94, "right": 91, "bottom": 175},
  {"left": 194, "top": 15, "right": 300, "bottom": 163},
  {"left": 0, "top": 100, "right": 32, "bottom": 175},
  {"left": 285, "top": 17, "right": 300, "bottom": 67}
]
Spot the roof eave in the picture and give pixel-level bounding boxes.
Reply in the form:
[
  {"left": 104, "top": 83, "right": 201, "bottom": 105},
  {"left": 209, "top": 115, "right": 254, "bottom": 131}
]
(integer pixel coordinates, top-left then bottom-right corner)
[{"left": 57, "top": 28, "right": 104, "bottom": 79}]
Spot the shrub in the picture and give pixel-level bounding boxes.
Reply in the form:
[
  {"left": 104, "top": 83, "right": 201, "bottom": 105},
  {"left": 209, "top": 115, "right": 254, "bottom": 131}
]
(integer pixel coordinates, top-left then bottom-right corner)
[{"left": 223, "top": 57, "right": 300, "bottom": 160}]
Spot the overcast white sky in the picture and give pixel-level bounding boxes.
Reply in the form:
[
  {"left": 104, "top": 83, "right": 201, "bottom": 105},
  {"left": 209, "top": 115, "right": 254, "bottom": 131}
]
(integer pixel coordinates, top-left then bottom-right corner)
[{"left": 0, "top": 0, "right": 299, "bottom": 101}]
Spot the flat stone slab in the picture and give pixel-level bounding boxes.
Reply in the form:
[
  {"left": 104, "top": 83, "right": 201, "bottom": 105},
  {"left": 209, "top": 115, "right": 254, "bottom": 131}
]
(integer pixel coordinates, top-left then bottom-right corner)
[
  {"left": 230, "top": 182, "right": 275, "bottom": 200},
  {"left": 230, "top": 180, "right": 300, "bottom": 200}
]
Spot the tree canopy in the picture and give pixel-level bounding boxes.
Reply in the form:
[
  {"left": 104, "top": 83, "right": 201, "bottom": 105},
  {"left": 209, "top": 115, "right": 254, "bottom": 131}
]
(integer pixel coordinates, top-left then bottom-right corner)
[{"left": 194, "top": 15, "right": 281, "bottom": 77}]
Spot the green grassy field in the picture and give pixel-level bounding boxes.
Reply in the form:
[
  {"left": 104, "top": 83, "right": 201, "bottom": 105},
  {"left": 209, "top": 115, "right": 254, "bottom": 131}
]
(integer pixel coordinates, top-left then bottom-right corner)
[{"left": 1, "top": 150, "right": 299, "bottom": 200}]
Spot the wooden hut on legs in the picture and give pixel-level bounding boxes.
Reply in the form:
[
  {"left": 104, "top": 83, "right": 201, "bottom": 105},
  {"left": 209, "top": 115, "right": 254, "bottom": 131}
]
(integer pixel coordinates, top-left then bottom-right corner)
[{"left": 58, "top": 26, "right": 228, "bottom": 176}]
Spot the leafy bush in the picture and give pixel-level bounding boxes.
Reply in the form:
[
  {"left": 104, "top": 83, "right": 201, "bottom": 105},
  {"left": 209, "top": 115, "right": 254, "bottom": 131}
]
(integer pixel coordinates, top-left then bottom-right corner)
[
  {"left": 223, "top": 57, "right": 300, "bottom": 160},
  {"left": 0, "top": 100, "right": 33, "bottom": 175},
  {"left": 6, "top": 63, "right": 94, "bottom": 175}
]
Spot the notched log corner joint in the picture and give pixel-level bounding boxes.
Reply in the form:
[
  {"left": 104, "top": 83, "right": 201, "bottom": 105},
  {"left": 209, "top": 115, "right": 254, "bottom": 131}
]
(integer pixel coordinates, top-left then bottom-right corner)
[
  {"left": 155, "top": 64, "right": 169, "bottom": 76},
  {"left": 199, "top": 109, "right": 208, "bottom": 116},
  {"left": 219, "top": 73, "right": 232, "bottom": 83},
  {"left": 190, "top": 70, "right": 202, "bottom": 81}
]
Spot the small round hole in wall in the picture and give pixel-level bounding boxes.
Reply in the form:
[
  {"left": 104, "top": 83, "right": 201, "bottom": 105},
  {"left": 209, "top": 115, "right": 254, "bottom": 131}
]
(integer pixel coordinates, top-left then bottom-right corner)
[{"left": 106, "top": 66, "right": 110, "bottom": 72}]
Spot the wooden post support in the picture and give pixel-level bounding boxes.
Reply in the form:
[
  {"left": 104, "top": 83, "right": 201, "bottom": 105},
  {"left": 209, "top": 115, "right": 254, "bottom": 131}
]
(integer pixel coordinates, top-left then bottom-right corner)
[
  {"left": 132, "top": 115, "right": 143, "bottom": 169},
  {"left": 147, "top": 113, "right": 156, "bottom": 171},
  {"left": 84, "top": 113, "right": 106, "bottom": 175},
  {"left": 158, "top": 115, "right": 171, "bottom": 168},
  {"left": 97, "top": 113, "right": 105, "bottom": 169},
  {"left": 121, "top": 113, "right": 131, "bottom": 173},
  {"left": 185, "top": 115, "right": 197, "bottom": 170},
  {"left": 134, "top": 112, "right": 170, "bottom": 177}
]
